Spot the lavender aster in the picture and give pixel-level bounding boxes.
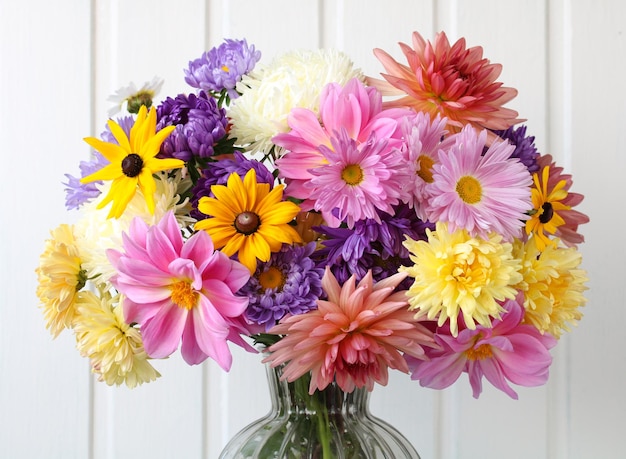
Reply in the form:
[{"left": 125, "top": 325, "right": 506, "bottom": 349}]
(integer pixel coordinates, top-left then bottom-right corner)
[
  {"left": 156, "top": 92, "right": 229, "bottom": 162},
  {"left": 63, "top": 152, "right": 109, "bottom": 210},
  {"left": 190, "top": 154, "right": 274, "bottom": 220},
  {"left": 185, "top": 38, "right": 261, "bottom": 100},
  {"left": 240, "top": 242, "right": 323, "bottom": 330},
  {"left": 493, "top": 125, "right": 540, "bottom": 173}
]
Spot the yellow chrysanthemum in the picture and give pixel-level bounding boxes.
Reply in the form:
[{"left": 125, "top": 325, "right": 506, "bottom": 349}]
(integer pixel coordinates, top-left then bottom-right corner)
[
  {"left": 513, "top": 238, "right": 588, "bottom": 338},
  {"left": 525, "top": 165, "right": 571, "bottom": 251},
  {"left": 401, "top": 222, "right": 522, "bottom": 336},
  {"left": 36, "top": 224, "right": 86, "bottom": 338},
  {"left": 73, "top": 290, "right": 160, "bottom": 388},
  {"left": 80, "top": 105, "right": 183, "bottom": 219},
  {"left": 195, "top": 169, "right": 302, "bottom": 273}
]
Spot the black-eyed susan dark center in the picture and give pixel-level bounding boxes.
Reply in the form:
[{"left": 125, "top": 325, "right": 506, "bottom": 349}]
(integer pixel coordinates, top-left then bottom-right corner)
[
  {"left": 235, "top": 211, "right": 260, "bottom": 235},
  {"left": 121, "top": 153, "right": 144, "bottom": 178},
  {"left": 539, "top": 202, "right": 554, "bottom": 224},
  {"left": 341, "top": 164, "right": 364, "bottom": 186},
  {"left": 456, "top": 175, "right": 482, "bottom": 204},
  {"left": 258, "top": 266, "right": 285, "bottom": 291}
]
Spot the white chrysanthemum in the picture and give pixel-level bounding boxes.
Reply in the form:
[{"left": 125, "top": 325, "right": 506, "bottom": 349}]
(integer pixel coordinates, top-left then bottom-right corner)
[
  {"left": 228, "top": 48, "right": 364, "bottom": 154},
  {"left": 74, "top": 171, "right": 194, "bottom": 285}
]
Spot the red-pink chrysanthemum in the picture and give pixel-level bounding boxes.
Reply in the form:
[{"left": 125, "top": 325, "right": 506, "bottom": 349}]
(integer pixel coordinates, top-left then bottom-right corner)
[
  {"left": 367, "top": 31, "right": 521, "bottom": 135},
  {"left": 264, "top": 268, "right": 436, "bottom": 394}
]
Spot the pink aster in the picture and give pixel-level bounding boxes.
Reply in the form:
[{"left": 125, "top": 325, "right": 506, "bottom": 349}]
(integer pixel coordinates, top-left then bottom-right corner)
[
  {"left": 406, "top": 294, "right": 557, "bottom": 399},
  {"left": 264, "top": 268, "right": 436, "bottom": 394},
  {"left": 274, "top": 78, "right": 413, "bottom": 211},
  {"left": 426, "top": 125, "right": 532, "bottom": 240},
  {"left": 107, "top": 211, "right": 254, "bottom": 370},
  {"left": 367, "top": 31, "right": 522, "bottom": 136},
  {"left": 399, "top": 111, "right": 451, "bottom": 219},
  {"left": 306, "top": 128, "right": 409, "bottom": 228}
]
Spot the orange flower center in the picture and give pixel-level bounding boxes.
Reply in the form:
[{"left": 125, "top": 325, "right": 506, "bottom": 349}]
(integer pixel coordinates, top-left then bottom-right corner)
[
  {"left": 341, "top": 164, "right": 364, "bottom": 186},
  {"left": 465, "top": 343, "right": 493, "bottom": 361},
  {"left": 456, "top": 175, "right": 482, "bottom": 204},
  {"left": 258, "top": 266, "right": 285, "bottom": 291},
  {"left": 170, "top": 280, "right": 198, "bottom": 310},
  {"left": 417, "top": 154, "right": 435, "bottom": 183}
]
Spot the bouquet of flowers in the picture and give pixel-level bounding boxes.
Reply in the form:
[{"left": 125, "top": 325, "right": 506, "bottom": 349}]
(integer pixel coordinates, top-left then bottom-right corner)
[{"left": 37, "top": 31, "right": 588, "bottom": 401}]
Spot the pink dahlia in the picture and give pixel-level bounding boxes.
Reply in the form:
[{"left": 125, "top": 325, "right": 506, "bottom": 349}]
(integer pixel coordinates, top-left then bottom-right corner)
[
  {"left": 264, "top": 268, "right": 436, "bottom": 394},
  {"left": 108, "top": 211, "right": 254, "bottom": 370},
  {"left": 274, "top": 78, "right": 413, "bottom": 212},
  {"left": 426, "top": 125, "right": 532, "bottom": 240},
  {"left": 368, "top": 31, "right": 521, "bottom": 135},
  {"left": 406, "top": 294, "right": 557, "bottom": 399}
]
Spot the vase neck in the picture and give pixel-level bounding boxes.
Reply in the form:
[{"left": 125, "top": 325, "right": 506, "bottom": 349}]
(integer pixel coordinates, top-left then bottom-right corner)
[{"left": 265, "top": 362, "right": 371, "bottom": 416}]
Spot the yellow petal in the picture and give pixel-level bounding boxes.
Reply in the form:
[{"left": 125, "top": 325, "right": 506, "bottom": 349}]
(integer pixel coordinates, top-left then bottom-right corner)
[
  {"left": 107, "top": 119, "right": 131, "bottom": 152},
  {"left": 83, "top": 137, "right": 127, "bottom": 163}
]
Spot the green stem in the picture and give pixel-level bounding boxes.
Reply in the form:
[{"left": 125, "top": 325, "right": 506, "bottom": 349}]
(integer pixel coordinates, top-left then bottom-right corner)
[{"left": 294, "top": 376, "right": 334, "bottom": 459}]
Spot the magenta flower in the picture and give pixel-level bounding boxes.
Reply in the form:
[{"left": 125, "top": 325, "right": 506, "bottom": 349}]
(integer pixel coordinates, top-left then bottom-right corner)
[
  {"left": 107, "top": 211, "right": 254, "bottom": 370},
  {"left": 406, "top": 294, "right": 557, "bottom": 399},
  {"left": 274, "top": 78, "right": 413, "bottom": 214}
]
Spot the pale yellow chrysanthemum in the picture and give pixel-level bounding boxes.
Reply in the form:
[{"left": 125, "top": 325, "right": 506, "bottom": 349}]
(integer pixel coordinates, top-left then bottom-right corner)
[
  {"left": 74, "top": 171, "right": 193, "bottom": 285},
  {"left": 228, "top": 48, "right": 364, "bottom": 154},
  {"left": 401, "top": 222, "right": 522, "bottom": 336},
  {"left": 36, "top": 224, "right": 86, "bottom": 338},
  {"left": 73, "top": 290, "right": 160, "bottom": 388},
  {"left": 513, "top": 237, "right": 588, "bottom": 338}
]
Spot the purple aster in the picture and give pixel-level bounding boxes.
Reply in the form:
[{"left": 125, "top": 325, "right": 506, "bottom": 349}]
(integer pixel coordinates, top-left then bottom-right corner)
[
  {"left": 239, "top": 242, "right": 324, "bottom": 331},
  {"left": 63, "top": 152, "right": 108, "bottom": 210},
  {"left": 184, "top": 38, "right": 261, "bottom": 100},
  {"left": 314, "top": 204, "right": 433, "bottom": 288},
  {"left": 190, "top": 154, "right": 274, "bottom": 220},
  {"left": 156, "top": 92, "right": 229, "bottom": 162},
  {"left": 492, "top": 125, "right": 540, "bottom": 173}
]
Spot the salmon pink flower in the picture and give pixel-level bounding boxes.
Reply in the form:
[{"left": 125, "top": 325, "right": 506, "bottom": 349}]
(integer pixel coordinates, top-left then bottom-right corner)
[
  {"left": 108, "top": 211, "right": 254, "bottom": 370},
  {"left": 368, "top": 31, "right": 521, "bottom": 136},
  {"left": 406, "top": 294, "right": 557, "bottom": 399},
  {"left": 264, "top": 268, "right": 436, "bottom": 394}
]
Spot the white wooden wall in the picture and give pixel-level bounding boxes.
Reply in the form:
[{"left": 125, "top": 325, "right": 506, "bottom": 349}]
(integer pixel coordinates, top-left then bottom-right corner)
[{"left": 1, "top": 0, "right": 623, "bottom": 458}]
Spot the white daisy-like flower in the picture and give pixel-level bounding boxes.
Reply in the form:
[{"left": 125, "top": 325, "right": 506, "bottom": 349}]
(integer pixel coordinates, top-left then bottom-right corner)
[
  {"left": 228, "top": 49, "right": 364, "bottom": 154},
  {"left": 107, "top": 76, "right": 164, "bottom": 116},
  {"left": 74, "top": 171, "right": 193, "bottom": 285}
]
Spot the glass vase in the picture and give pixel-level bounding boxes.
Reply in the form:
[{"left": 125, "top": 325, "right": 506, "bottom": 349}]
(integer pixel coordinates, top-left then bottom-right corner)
[{"left": 218, "top": 362, "right": 420, "bottom": 459}]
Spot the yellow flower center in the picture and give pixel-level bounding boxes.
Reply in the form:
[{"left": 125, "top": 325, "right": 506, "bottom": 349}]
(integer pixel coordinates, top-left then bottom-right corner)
[
  {"left": 456, "top": 175, "right": 482, "bottom": 204},
  {"left": 465, "top": 343, "right": 493, "bottom": 360},
  {"left": 170, "top": 280, "right": 198, "bottom": 310},
  {"left": 341, "top": 164, "right": 364, "bottom": 186},
  {"left": 221, "top": 65, "right": 230, "bottom": 72},
  {"left": 258, "top": 266, "right": 285, "bottom": 291},
  {"left": 417, "top": 154, "right": 435, "bottom": 183}
]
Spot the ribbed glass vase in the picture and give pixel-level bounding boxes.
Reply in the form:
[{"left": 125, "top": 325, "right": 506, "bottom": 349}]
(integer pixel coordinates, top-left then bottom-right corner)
[{"left": 219, "top": 362, "right": 420, "bottom": 459}]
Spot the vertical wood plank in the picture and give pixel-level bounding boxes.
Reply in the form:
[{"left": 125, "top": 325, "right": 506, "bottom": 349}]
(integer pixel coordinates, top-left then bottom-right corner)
[
  {"left": 567, "top": 1, "right": 626, "bottom": 458},
  {"left": 0, "top": 1, "right": 93, "bottom": 458}
]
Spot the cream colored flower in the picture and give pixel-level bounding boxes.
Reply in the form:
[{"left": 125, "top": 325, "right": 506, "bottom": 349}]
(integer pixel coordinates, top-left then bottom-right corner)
[
  {"left": 513, "top": 238, "right": 588, "bottom": 338},
  {"left": 74, "top": 171, "right": 193, "bottom": 285},
  {"left": 36, "top": 224, "right": 85, "bottom": 337},
  {"left": 73, "top": 290, "right": 160, "bottom": 388},
  {"left": 228, "top": 48, "right": 364, "bottom": 154},
  {"left": 401, "top": 222, "right": 522, "bottom": 336}
]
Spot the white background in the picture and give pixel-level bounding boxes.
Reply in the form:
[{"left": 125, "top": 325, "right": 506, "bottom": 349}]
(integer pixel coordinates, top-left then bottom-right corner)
[{"left": 1, "top": 1, "right": 623, "bottom": 458}]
